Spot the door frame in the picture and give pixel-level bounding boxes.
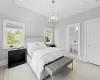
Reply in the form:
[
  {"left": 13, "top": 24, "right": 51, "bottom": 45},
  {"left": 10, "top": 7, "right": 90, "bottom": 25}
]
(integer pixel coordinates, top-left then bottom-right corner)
[
  {"left": 84, "top": 18, "right": 100, "bottom": 62},
  {"left": 66, "top": 23, "right": 81, "bottom": 58}
]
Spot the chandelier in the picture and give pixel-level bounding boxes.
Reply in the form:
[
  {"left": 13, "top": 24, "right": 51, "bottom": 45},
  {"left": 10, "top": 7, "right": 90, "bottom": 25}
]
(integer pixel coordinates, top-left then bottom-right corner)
[{"left": 48, "top": 0, "right": 58, "bottom": 24}]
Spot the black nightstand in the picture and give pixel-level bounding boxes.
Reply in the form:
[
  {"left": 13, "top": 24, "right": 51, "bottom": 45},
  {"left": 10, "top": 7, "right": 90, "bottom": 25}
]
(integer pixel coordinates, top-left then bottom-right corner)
[
  {"left": 8, "top": 48, "right": 26, "bottom": 68},
  {"left": 46, "top": 44, "right": 56, "bottom": 47}
]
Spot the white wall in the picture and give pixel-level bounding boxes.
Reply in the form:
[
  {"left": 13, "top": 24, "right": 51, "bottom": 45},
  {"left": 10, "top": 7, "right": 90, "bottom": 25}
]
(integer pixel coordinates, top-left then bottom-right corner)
[
  {"left": 0, "top": 0, "right": 51, "bottom": 61},
  {"left": 54, "top": 6, "right": 100, "bottom": 58}
]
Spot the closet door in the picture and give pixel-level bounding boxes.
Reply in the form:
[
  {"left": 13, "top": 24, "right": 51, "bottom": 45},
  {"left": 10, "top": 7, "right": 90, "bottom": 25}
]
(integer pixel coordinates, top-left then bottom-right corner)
[{"left": 87, "top": 21, "right": 100, "bottom": 65}]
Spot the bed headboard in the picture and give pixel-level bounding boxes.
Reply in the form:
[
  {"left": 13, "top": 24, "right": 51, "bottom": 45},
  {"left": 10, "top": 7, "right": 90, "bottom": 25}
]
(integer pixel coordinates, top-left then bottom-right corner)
[
  {"left": 25, "top": 36, "right": 44, "bottom": 53},
  {"left": 26, "top": 36, "right": 44, "bottom": 42}
]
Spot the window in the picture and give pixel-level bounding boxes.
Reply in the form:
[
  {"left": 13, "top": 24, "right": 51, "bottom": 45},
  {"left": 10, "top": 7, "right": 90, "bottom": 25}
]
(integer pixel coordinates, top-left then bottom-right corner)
[
  {"left": 3, "top": 19, "right": 25, "bottom": 49},
  {"left": 7, "top": 29, "right": 22, "bottom": 45},
  {"left": 44, "top": 28, "right": 52, "bottom": 44}
]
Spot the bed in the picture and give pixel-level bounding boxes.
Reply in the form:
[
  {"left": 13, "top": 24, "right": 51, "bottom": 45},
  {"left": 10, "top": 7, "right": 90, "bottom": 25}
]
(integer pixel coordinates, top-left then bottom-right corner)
[{"left": 26, "top": 37, "right": 66, "bottom": 80}]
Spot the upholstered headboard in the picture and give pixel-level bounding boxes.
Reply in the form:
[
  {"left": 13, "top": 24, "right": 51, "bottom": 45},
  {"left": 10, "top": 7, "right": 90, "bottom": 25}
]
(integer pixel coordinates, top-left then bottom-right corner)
[
  {"left": 26, "top": 36, "right": 44, "bottom": 42},
  {"left": 25, "top": 36, "right": 45, "bottom": 54}
]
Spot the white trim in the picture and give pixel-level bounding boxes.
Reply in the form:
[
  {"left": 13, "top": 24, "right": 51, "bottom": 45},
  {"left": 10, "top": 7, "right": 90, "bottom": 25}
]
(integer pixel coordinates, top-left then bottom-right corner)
[
  {"left": 44, "top": 27, "right": 53, "bottom": 44},
  {"left": 84, "top": 21, "right": 87, "bottom": 62},
  {"left": 78, "top": 24, "right": 81, "bottom": 57},
  {"left": 84, "top": 18, "right": 100, "bottom": 62},
  {"left": 3, "top": 19, "right": 26, "bottom": 50},
  {"left": 66, "top": 26, "right": 69, "bottom": 52},
  {"left": 66, "top": 23, "right": 81, "bottom": 59},
  {"left": 0, "top": 60, "right": 8, "bottom": 66}
]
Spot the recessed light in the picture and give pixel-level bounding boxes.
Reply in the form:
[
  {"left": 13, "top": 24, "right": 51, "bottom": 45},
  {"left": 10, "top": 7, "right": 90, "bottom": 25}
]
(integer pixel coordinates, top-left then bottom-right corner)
[{"left": 81, "top": 2, "right": 83, "bottom": 4}]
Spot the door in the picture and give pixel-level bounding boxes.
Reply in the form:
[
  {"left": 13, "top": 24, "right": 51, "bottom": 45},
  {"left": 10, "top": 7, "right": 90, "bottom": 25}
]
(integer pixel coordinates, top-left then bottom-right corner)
[{"left": 87, "top": 21, "right": 100, "bottom": 65}]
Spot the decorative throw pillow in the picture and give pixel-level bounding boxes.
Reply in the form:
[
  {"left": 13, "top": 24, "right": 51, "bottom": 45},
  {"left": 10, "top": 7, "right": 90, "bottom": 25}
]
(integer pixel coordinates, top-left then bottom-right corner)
[{"left": 37, "top": 41, "right": 47, "bottom": 47}]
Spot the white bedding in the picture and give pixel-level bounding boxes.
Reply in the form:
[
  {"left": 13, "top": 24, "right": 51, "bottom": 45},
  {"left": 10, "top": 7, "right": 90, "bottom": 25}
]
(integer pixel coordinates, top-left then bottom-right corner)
[
  {"left": 30, "top": 47, "right": 66, "bottom": 80},
  {"left": 26, "top": 41, "right": 47, "bottom": 58}
]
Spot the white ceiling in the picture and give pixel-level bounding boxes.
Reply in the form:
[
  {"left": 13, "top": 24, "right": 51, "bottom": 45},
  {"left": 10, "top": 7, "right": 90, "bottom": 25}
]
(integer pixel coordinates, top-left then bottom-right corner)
[{"left": 15, "top": 0, "right": 100, "bottom": 19}]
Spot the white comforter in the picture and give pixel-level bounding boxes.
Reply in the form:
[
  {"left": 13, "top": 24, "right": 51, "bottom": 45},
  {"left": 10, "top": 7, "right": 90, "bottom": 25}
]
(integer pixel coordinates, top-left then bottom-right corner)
[{"left": 30, "top": 47, "right": 66, "bottom": 80}]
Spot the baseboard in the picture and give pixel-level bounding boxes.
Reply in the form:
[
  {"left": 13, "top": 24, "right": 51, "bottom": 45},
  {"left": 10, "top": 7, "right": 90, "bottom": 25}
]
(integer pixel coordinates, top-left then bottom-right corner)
[
  {"left": 0, "top": 60, "right": 8, "bottom": 67},
  {"left": 66, "top": 53, "right": 86, "bottom": 62}
]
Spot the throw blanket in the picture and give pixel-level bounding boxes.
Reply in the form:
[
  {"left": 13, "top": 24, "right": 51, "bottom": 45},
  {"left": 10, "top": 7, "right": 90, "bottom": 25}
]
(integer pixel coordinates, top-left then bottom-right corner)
[{"left": 30, "top": 47, "right": 66, "bottom": 80}]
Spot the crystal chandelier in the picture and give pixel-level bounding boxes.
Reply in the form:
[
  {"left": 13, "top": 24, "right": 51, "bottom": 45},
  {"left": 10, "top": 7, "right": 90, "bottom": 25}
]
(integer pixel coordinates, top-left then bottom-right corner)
[{"left": 48, "top": 0, "right": 58, "bottom": 24}]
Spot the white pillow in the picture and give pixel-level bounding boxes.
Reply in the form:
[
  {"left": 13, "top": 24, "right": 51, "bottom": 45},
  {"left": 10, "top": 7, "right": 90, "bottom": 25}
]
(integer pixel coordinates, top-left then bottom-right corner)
[
  {"left": 37, "top": 41, "right": 46, "bottom": 47},
  {"left": 26, "top": 42, "right": 38, "bottom": 57}
]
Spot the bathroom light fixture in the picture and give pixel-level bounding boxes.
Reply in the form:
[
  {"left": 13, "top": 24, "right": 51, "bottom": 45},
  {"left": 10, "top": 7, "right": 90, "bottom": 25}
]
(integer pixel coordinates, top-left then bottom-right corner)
[
  {"left": 48, "top": 0, "right": 58, "bottom": 24},
  {"left": 76, "top": 26, "right": 79, "bottom": 31}
]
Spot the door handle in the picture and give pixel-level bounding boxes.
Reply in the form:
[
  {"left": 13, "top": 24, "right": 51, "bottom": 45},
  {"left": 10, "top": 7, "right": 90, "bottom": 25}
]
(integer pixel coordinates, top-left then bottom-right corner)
[{"left": 88, "top": 45, "right": 91, "bottom": 46}]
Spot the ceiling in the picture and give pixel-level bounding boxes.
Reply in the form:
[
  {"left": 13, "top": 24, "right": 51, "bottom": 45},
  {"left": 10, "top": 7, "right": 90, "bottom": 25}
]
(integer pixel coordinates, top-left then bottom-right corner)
[{"left": 15, "top": 0, "right": 100, "bottom": 19}]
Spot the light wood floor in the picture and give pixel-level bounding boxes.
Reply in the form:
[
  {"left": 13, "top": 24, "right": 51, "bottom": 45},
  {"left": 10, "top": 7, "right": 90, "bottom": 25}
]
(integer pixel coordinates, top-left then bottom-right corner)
[
  {"left": 0, "top": 66, "right": 5, "bottom": 80},
  {"left": 0, "top": 60, "right": 100, "bottom": 80}
]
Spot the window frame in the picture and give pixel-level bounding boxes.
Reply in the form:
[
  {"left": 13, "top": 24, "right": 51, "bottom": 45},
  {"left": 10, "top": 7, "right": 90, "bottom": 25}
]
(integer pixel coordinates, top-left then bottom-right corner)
[
  {"left": 3, "top": 19, "right": 25, "bottom": 50},
  {"left": 44, "top": 27, "right": 53, "bottom": 44}
]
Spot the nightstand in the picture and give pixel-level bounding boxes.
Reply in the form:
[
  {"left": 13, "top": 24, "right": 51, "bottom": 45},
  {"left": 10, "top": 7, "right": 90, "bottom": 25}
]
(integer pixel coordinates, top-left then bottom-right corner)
[
  {"left": 46, "top": 44, "right": 56, "bottom": 47},
  {"left": 8, "top": 48, "right": 26, "bottom": 68}
]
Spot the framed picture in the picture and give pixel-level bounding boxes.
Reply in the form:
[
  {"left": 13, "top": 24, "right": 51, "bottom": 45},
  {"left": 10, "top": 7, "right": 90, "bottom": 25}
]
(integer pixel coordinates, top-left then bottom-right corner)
[{"left": 44, "top": 28, "right": 52, "bottom": 44}]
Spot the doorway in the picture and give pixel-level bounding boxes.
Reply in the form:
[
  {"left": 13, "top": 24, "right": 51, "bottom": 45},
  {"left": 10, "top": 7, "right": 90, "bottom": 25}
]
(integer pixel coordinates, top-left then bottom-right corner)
[{"left": 66, "top": 23, "right": 80, "bottom": 58}]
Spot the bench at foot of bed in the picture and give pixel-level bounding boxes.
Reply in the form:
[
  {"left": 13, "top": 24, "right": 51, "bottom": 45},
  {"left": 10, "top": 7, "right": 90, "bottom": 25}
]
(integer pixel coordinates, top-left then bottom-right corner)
[{"left": 44, "top": 57, "right": 73, "bottom": 80}]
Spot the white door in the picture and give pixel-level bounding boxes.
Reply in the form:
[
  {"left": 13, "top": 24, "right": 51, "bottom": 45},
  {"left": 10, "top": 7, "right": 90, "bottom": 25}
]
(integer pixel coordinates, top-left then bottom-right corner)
[{"left": 87, "top": 21, "right": 100, "bottom": 65}]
